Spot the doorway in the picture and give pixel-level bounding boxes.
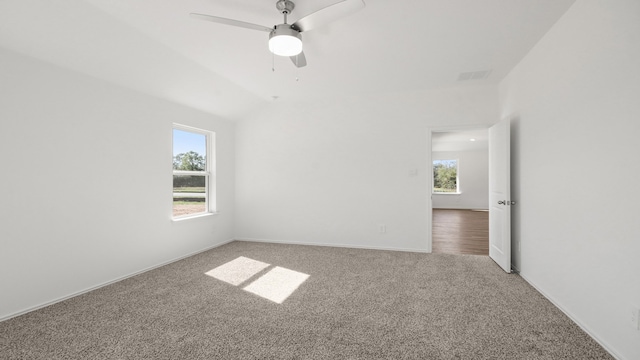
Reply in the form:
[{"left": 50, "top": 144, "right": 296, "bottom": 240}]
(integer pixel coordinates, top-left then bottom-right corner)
[{"left": 430, "top": 128, "right": 489, "bottom": 255}]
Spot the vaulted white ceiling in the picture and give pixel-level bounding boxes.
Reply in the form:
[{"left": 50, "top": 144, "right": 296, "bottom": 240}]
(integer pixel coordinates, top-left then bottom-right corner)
[{"left": 0, "top": 0, "right": 576, "bottom": 119}]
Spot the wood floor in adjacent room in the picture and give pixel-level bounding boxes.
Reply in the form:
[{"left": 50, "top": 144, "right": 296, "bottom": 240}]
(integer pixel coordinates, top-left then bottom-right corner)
[{"left": 432, "top": 208, "right": 489, "bottom": 255}]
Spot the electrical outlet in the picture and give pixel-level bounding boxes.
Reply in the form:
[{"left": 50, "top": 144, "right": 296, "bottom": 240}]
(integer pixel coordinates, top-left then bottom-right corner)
[
  {"left": 379, "top": 224, "right": 386, "bottom": 234},
  {"left": 631, "top": 307, "right": 640, "bottom": 331}
]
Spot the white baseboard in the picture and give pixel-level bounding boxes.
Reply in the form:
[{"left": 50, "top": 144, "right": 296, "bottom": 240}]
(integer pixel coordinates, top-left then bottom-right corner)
[
  {"left": 235, "top": 237, "right": 430, "bottom": 254},
  {"left": 517, "top": 272, "right": 623, "bottom": 360},
  {"left": 433, "top": 207, "right": 489, "bottom": 211},
  {"left": 0, "top": 238, "right": 235, "bottom": 323}
]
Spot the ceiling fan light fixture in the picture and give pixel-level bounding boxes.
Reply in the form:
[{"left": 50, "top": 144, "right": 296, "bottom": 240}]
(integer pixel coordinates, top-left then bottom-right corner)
[{"left": 269, "top": 24, "right": 302, "bottom": 56}]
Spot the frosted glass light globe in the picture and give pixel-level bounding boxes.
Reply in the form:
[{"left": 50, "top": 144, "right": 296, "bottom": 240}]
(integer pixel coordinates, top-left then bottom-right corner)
[{"left": 269, "top": 25, "right": 302, "bottom": 56}]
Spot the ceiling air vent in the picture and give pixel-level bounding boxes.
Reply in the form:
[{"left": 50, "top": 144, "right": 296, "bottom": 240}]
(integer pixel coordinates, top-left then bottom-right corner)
[{"left": 457, "top": 70, "right": 492, "bottom": 81}]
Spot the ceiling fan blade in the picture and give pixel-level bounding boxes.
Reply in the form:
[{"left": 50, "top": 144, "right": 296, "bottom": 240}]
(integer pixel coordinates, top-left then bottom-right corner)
[
  {"left": 290, "top": 51, "right": 307, "bottom": 68},
  {"left": 190, "top": 13, "right": 273, "bottom": 33},
  {"left": 292, "top": 0, "right": 365, "bottom": 32}
]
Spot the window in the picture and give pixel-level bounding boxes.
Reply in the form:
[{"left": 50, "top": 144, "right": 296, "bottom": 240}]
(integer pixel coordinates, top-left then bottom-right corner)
[
  {"left": 433, "top": 159, "right": 458, "bottom": 193},
  {"left": 172, "top": 124, "right": 215, "bottom": 218}
]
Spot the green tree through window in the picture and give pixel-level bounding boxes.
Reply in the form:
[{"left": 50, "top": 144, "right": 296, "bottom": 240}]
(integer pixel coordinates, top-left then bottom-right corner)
[
  {"left": 433, "top": 159, "right": 458, "bottom": 193},
  {"left": 173, "top": 151, "right": 205, "bottom": 171}
]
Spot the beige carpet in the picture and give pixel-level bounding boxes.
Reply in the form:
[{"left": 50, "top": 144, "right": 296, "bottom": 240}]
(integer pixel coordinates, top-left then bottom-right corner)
[{"left": 0, "top": 241, "right": 612, "bottom": 359}]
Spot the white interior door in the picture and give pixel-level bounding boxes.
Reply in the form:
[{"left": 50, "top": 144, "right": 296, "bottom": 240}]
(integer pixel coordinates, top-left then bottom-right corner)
[{"left": 489, "top": 118, "right": 511, "bottom": 273}]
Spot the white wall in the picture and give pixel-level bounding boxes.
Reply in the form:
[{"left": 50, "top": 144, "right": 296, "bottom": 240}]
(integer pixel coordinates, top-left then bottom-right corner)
[
  {"left": 235, "top": 86, "right": 499, "bottom": 252},
  {"left": 499, "top": 1, "right": 640, "bottom": 359},
  {"left": 0, "top": 48, "right": 235, "bottom": 320},
  {"left": 432, "top": 150, "right": 488, "bottom": 209}
]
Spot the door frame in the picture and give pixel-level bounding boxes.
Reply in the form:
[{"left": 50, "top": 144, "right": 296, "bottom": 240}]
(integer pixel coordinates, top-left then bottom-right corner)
[{"left": 426, "top": 124, "right": 491, "bottom": 253}]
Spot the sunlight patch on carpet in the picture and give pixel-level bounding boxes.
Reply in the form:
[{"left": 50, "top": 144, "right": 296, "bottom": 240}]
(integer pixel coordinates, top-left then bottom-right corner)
[
  {"left": 205, "top": 257, "right": 310, "bottom": 303},
  {"left": 243, "top": 266, "right": 310, "bottom": 304},
  {"left": 205, "top": 256, "right": 270, "bottom": 286}
]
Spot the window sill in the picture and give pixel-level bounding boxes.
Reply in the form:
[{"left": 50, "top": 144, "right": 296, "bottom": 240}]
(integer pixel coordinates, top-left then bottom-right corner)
[
  {"left": 172, "top": 212, "right": 218, "bottom": 222},
  {"left": 432, "top": 192, "right": 462, "bottom": 195}
]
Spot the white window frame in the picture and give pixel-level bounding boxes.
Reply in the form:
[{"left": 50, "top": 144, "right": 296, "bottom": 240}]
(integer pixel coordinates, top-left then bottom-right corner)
[
  {"left": 432, "top": 158, "right": 460, "bottom": 194},
  {"left": 172, "top": 124, "right": 216, "bottom": 220}
]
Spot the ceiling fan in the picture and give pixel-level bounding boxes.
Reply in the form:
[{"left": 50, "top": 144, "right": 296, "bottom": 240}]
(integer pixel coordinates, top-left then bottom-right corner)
[{"left": 190, "top": 0, "right": 366, "bottom": 68}]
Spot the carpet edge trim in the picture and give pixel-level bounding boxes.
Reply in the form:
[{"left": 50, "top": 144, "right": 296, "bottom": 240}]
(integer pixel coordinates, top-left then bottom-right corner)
[
  {"left": 518, "top": 272, "right": 623, "bottom": 360},
  {"left": 234, "top": 237, "right": 430, "bottom": 253}
]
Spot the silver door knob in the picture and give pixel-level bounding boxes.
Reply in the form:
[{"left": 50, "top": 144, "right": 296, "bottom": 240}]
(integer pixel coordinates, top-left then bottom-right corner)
[{"left": 498, "top": 200, "right": 506, "bottom": 205}]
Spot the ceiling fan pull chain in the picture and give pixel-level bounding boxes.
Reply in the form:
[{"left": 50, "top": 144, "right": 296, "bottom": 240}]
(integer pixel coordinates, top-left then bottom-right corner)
[{"left": 272, "top": 51, "right": 275, "bottom": 72}]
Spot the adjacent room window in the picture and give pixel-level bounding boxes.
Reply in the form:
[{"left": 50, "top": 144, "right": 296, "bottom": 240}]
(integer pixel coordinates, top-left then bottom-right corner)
[
  {"left": 433, "top": 159, "right": 459, "bottom": 193},
  {"left": 172, "top": 124, "right": 215, "bottom": 218}
]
